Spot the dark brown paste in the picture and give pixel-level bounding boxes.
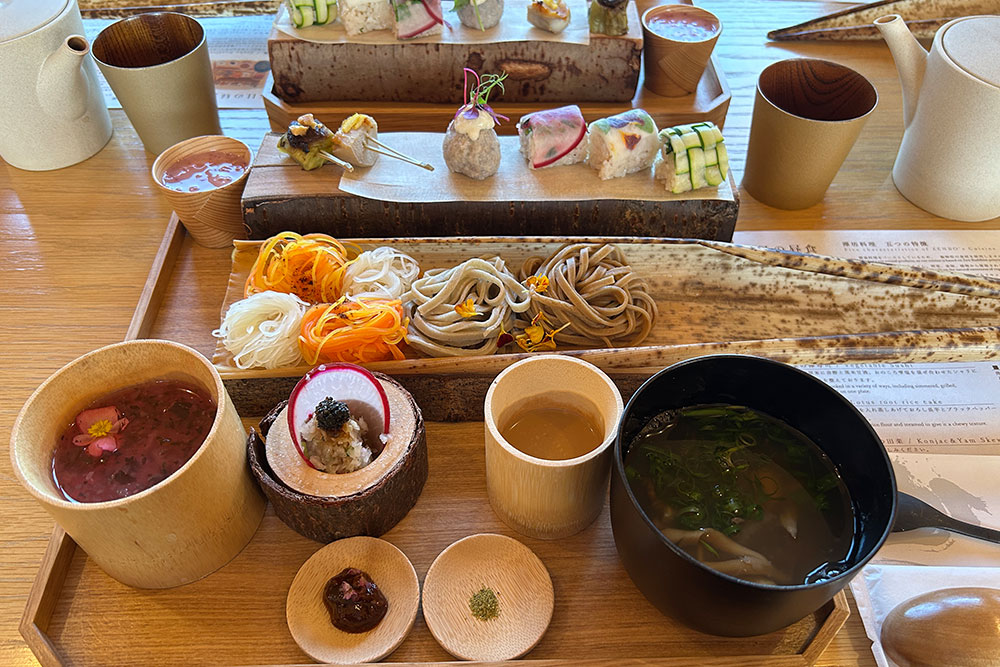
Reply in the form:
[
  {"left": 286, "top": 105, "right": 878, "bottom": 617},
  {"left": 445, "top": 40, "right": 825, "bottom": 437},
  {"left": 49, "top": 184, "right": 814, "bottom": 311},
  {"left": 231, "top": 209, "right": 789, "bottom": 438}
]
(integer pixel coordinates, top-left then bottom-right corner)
[{"left": 323, "top": 567, "right": 388, "bottom": 633}]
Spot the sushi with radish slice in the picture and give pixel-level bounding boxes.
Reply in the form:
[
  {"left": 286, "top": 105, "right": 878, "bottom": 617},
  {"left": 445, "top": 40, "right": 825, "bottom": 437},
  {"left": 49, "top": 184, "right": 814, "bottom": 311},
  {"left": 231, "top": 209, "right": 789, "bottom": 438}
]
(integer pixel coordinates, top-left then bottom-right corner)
[
  {"left": 442, "top": 69, "right": 508, "bottom": 180},
  {"left": 392, "top": 0, "right": 444, "bottom": 39},
  {"left": 586, "top": 108, "right": 659, "bottom": 180},
  {"left": 454, "top": 0, "right": 504, "bottom": 30},
  {"left": 277, "top": 114, "right": 355, "bottom": 172},
  {"left": 340, "top": 0, "right": 394, "bottom": 35},
  {"left": 332, "top": 113, "right": 434, "bottom": 171},
  {"left": 285, "top": 0, "right": 338, "bottom": 27},
  {"left": 517, "top": 105, "right": 588, "bottom": 169},
  {"left": 654, "top": 121, "right": 729, "bottom": 193},
  {"left": 526, "top": 0, "right": 570, "bottom": 33}
]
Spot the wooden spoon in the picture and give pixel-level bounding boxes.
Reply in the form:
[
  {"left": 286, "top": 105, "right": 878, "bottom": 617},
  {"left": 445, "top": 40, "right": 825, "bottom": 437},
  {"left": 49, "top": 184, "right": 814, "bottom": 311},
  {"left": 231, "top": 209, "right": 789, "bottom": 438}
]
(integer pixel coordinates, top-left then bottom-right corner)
[{"left": 881, "top": 587, "right": 1000, "bottom": 667}]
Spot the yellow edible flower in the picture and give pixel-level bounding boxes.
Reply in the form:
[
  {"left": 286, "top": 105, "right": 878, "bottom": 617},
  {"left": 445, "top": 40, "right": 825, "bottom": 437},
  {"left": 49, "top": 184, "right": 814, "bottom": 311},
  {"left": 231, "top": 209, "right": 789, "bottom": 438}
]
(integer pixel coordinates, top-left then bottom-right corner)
[
  {"left": 455, "top": 298, "right": 478, "bottom": 319},
  {"left": 88, "top": 419, "right": 113, "bottom": 438},
  {"left": 525, "top": 275, "right": 549, "bottom": 294}
]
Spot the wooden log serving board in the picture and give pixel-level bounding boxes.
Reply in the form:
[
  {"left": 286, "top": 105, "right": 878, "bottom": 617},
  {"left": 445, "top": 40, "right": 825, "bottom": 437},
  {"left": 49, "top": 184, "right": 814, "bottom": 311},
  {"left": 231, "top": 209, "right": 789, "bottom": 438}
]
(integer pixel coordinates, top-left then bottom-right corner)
[
  {"left": 268, "top": 4, "right": 643, "bottom": 104},
  {"left": 212, "top": 236, "right": 1000, "bottom": 421},
  {"left": 240, "top": 134, "right": 740, "bottom": 240}
]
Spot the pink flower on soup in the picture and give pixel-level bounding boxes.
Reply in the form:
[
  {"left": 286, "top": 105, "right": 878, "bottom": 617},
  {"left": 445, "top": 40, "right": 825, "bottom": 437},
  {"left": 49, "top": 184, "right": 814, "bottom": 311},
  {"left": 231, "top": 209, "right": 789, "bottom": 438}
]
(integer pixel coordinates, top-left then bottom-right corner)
[{"left": 73, "top": 406, "right": 128, "bottom": 458}]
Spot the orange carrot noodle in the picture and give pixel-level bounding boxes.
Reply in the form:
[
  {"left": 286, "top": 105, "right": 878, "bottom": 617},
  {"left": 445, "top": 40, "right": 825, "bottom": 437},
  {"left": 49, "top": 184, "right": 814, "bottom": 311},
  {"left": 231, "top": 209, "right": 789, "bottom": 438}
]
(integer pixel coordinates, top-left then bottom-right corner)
[
  {"left": 245, "top": 232, "right": 360, "bottom": 303},
  {"left": 299, "top": 297, "right": 408, "bottom": 364}
]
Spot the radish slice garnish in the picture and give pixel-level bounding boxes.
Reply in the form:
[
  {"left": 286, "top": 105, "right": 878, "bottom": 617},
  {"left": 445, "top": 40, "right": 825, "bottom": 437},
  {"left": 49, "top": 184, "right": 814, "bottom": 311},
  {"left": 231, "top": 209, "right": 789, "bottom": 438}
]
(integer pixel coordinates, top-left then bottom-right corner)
[
  {"left": 287, "top": 363, "right": 390, "bottom": 469},
  {"left": 532, "top": 123, "right": 586, "bottom": 169}
]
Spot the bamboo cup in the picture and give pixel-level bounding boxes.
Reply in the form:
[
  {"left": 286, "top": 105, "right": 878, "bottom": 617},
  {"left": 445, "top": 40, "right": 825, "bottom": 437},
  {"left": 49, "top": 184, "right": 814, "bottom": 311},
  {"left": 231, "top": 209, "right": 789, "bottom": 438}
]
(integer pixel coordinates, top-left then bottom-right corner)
[
  {"left": 641, "top": 4, "right": 721, "bottom": 97},
  {"left": 484, "top": 355, "right": 624, "bottom": 539},
  {"left": 152, "top": 135, "right": 251, "bottom": 248},
  {"left": 9, "top": 340, "right": 266, "bottom": 589}
]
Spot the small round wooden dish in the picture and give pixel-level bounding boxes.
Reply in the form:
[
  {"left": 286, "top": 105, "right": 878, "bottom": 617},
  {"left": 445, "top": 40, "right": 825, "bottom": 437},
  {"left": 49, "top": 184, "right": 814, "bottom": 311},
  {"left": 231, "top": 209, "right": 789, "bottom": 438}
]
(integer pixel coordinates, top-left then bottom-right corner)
[
  {"left": 286, "top": 536, "right": 420, "bottom": 664},
  {"left": 421, "top": 533, "right": 554, "bottom": 661}
]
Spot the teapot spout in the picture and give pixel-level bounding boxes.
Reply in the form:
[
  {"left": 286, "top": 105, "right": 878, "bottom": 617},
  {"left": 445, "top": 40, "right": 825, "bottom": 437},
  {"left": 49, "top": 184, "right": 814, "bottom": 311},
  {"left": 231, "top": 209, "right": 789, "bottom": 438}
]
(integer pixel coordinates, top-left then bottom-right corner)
[
  {"left": 875, "top": 14, "right": 927, "bottom": 129},
  {"left": 38, "top": 35, "right": 95, "bottom": 121}
]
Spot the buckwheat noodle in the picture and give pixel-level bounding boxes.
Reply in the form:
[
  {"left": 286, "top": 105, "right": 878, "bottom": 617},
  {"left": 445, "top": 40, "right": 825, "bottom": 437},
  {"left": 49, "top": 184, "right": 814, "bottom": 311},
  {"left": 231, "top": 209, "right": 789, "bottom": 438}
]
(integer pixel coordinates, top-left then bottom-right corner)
[
  {"left": 519, "top": 243, "right": 657, "bottom": 347},
  {"left": 213, "top": 290, "right": 308, "bottom": 369},
  {"left": 404, "top": 256, "right": 531, "bottom": 356},
  {"left": 343, "top": 246, "right": 420, "bottom": 300}
]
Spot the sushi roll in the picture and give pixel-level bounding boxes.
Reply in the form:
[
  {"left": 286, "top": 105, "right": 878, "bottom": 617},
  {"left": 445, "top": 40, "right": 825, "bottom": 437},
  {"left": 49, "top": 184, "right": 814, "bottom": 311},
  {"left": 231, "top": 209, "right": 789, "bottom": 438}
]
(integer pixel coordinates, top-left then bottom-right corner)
[
  {"left": 654, "top": 121, "right": 730, "bottom": 193},
  {"left": 526, "top": 0, "right": 570, "bottom": 33},
  {"left": 340, "top": 0, "right": 394, "bottom": 35},
  {"left": 443, "top": 69, "right": 507, "bottom": 180},
  {"left": 392, "top": 0, "right": 444, "bottom": 39},
  {"left": 517, "top": 105, "right": 588, "bottom": 169},
  {"left": 332, "top": 113, "right": 379, "bottom": 168},
  {"left": 587, "top": 109, "right": 659, "bottom": 180},
  {"left": 454, "top": 0, "right": 504, "bottom": 30},
  {"left": 285, "top": 0, "right": 338, "bottom": 27},
  {"left": 588, "top": 0, "right": 628, "bottom": 35},
  {"left": 277, "top": 114, "right": 336, "bottom": 171}
]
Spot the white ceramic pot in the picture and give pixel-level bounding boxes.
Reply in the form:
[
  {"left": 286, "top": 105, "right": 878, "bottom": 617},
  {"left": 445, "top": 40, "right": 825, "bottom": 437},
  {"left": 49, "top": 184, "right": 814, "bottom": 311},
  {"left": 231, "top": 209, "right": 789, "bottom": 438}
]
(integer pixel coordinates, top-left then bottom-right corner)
[{"left": 0, "top": 0, "right": 112, "bottom": 171}]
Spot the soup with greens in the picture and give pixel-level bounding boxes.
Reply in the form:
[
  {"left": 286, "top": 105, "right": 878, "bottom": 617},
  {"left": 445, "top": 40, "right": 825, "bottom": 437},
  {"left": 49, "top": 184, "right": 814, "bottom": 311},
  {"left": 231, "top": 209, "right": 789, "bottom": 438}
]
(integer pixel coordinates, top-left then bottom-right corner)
[{"left": 624, "top": 404, "right": 855, "bottom": 586}]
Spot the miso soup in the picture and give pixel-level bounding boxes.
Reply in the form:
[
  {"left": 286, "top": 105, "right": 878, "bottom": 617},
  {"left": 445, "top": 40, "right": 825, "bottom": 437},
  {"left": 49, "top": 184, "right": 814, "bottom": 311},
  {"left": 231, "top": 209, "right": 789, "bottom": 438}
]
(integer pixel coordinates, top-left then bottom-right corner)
[{"left": 624, "top": 404, "right": 855, "bottom": 586}]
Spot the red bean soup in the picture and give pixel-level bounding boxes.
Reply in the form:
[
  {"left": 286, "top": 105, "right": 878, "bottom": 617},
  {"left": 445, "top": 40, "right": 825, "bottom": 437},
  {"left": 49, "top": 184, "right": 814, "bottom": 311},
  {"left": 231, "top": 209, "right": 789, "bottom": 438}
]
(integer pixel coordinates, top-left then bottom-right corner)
[{"left": 52, "top": 379, "right": 217, "bottom": 503}]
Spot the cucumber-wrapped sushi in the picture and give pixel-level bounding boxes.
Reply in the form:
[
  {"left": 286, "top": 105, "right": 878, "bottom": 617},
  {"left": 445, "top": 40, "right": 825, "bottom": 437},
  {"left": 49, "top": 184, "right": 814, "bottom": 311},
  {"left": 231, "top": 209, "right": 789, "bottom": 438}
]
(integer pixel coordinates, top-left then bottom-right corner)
[
  {"left": 587, "top": 109, "right": 659, "bottom": 180},
  {"left": 392, "top": 0, "right": 444, "bottom": 39},
  {"left": 653, "top": 121, "right": 729, "bottom": 193},
  {"left": 517, "top": 105, "right": 587, "bottom": 169},
  {"left": 527, "top": 0, "right": 570, "bottom": 33},
  {"left": 443, "top": 69, "right": 507, "bottom": 180},
  {"left": 454, "top": 0, "right": 504, "bottom": 30},
  {"left": 340, "top": 0, "right": 394, "bottom": 35},
  {"left": 588, "top": 0, "right": 628, "bottom": 36},
  {"left": 285, "top": 0, "right": 338, "bottom": 27},
  {"left": 277, "top": 114, "right": 337, "bottom": 171}
]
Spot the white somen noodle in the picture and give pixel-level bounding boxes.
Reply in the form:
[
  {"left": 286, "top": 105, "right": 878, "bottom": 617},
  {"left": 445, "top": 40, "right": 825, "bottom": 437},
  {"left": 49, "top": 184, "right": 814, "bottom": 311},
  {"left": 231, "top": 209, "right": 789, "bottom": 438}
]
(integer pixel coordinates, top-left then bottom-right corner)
[
  {"left": 212, "top": 290, "right": 308, "bottom": 369},
  {"left": 342, "top": 246, "right": 420, "bottom": 300}
]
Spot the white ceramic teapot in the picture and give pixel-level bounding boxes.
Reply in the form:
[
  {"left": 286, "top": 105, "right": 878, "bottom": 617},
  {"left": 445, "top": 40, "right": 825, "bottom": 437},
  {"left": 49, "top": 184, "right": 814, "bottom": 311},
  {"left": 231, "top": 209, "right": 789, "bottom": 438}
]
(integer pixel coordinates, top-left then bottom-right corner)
[
  {"left": 875, "top": 14, "right": 1000, "bottom": 222},
  {"left": 0, "top": 0, "right": 112, "bottom": 171}
]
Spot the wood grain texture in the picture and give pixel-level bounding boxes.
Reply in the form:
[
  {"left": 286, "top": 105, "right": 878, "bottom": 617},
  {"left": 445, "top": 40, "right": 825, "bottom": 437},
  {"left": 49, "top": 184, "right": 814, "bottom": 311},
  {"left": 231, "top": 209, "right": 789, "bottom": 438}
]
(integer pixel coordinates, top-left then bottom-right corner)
[{"left": 4, "top": 2, "right": 1000, "bottom": 666}]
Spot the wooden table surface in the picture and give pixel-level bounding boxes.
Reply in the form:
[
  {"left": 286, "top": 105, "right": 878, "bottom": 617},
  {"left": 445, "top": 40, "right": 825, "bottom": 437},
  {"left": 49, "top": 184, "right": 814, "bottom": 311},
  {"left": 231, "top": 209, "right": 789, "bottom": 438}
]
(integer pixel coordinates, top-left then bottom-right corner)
[{"left": 1, "top": 1, "right": 997, "bottom": 665}]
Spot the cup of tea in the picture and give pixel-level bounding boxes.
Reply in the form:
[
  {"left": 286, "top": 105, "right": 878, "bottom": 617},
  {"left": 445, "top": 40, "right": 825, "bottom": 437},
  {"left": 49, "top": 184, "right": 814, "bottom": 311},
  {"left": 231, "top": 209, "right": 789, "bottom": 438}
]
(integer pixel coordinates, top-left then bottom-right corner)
[
  {"left": 742, "top": 58, "right": 878, "bottom": 210},
  {"left": 484, "top": 355, "right": 624, "bottom": 539},
  {"left": 151, "top": 134, "right": 251, "bottom": 248},
  {"left": 641, "top": 4, "right": 721, "bottom": 97},
  {"left": 92, "top": 12, "right": 222, "bottom": 155}
]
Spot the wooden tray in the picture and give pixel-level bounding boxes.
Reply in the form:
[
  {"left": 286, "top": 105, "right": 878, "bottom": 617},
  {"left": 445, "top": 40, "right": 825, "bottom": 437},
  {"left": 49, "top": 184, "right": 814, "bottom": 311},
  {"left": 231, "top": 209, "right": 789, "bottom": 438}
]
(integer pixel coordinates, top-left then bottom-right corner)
[
  {"left": 21, "top": 222, "right": 857, "bottom": 667},
  {"left": 262, "top": 51, "right": 731, "bottom": 136},
  {"left": 241, "top": 133, "right": 740, "bottom": 240},
  {"left": 213, "top": 235, "right": 1000, "bottom": 421}
]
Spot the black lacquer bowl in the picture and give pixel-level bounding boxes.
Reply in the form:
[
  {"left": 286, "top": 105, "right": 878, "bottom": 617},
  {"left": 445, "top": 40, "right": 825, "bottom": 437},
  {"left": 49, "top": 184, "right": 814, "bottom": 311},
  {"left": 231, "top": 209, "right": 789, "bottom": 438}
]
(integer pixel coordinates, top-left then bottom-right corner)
[{"left": 610, "top": 354, "right": 896, "bottom": 636}]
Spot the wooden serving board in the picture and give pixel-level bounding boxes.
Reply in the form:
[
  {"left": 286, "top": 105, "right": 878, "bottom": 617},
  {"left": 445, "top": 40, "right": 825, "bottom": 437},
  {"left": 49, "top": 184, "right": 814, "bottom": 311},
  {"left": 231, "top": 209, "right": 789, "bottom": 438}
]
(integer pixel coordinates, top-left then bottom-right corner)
[
  {"left": 241, "top": 134, "right": 740, "bottom": 240},
  {"left": 268, "top": 4, "right": 643, "bottom": 104},
  {"left": 213, "top": 236, "right": 1000, "bottom": 421}
]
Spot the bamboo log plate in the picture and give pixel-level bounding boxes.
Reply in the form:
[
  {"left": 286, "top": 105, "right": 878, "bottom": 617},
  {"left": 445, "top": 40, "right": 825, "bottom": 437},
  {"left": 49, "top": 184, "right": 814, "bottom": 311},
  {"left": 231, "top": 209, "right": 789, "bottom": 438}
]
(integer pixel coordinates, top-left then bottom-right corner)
[
  {"left": 212, "top": 236, "right": 1000, "bottom": 421},
  {"left": 421, "top": 534, "right": 555, "bottom": 661},
  {"left": 285, "top": 537, "right": 420, "bottom": 664}
]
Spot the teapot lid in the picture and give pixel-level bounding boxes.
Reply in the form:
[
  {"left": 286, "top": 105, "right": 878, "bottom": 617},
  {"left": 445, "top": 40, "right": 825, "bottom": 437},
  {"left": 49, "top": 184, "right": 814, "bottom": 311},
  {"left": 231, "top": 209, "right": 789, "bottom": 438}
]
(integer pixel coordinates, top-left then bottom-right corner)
[
  {"left": 0, "top": 0, "right": 69, "bottom": 43},
  {"left": 941, "top": 16, "right": 1000, "bottom": 88}
]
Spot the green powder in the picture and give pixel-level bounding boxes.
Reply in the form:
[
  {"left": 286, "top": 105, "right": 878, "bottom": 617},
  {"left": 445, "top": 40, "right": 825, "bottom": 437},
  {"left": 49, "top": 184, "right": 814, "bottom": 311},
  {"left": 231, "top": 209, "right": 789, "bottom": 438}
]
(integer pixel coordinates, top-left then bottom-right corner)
[{"left": 469, "top": 586, "right": 500, "bottom": 621}]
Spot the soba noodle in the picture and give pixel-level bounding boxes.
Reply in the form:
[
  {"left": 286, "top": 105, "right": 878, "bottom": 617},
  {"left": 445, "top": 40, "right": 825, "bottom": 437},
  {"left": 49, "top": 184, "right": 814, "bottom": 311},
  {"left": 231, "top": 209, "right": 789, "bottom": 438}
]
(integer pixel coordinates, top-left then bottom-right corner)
[
  {"left": 213, "top": 290, "right": 308, "bottom": 369},
  {"left": 519, "top": 243, "right": 657, "bottom": 347},
  {"left": 342, "top": 246, "right": 420, "bottom": 300},
  {"left": 404, "top": 256, "right": 531, "bottom": 357}
]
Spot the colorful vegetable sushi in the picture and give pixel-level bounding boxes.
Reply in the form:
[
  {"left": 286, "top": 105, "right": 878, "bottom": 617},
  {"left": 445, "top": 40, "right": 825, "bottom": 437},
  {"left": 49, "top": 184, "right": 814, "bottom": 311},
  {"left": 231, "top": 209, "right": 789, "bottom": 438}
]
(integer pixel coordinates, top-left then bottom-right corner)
[
  {"left": 443, "top": 69, "right": 507, "bottom": 180},
  {"left": 517, "top": 105, "right": 588, "bottom": 169},
  {"left": 277, "top": 114, "right": 336, "bottom": 171},
  {"left": 588, "top": 0, "right": 628, "bottom": 36},
  {"left": 527, "top": 0, "right": 571, "bottom": 33},
  {"left": 587, "top": 109, "right": 659, "bottom": 180},
  {"left": 285, "top": 0, "right": 338, "bottom": 27},
  {"left": 454, "top": 0, "right": 504, "bottom": 30},
  {"left": 340, "top": 0, "right": 394, "bottom": 35},
  {"left": 654, "top": 122, "right": 730, "bottom": 193},
  {"left": 392, "top": 0, "right": 444, "bottom": 39}
]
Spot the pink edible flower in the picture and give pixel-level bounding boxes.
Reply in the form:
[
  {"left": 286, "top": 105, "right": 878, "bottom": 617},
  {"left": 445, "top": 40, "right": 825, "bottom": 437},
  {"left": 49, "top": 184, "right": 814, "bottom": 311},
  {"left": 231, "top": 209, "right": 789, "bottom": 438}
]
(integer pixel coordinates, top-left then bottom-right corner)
[{"left": 72, "top": 406, "right": 128, "bottom": 458}]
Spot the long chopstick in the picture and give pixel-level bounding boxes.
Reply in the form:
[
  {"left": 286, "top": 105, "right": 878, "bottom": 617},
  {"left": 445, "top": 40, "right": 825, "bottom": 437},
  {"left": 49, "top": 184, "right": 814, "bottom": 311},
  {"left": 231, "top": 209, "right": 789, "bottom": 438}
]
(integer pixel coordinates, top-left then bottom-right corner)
[{"left": 319, "top": 150, "right": 355, "bottom": 172}]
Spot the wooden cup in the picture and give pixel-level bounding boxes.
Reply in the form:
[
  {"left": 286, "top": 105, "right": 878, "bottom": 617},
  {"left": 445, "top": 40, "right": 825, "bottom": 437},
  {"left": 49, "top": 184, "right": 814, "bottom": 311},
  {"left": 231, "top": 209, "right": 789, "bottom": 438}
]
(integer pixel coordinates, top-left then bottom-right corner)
[
  {"left": 641, "top": 4, "right": 721, "bottom": 97},
  {"left": 484, "top": 355, "right": 624, "bottom": 539},
  {"left": 9, "top": 340, "right": 266, "bottom": 589},
  {"left": 742, "top": 58, "right": 878, "bottom": 210},
  {"left": 152, "top": 135, "right": 251, "bottom": 248}
]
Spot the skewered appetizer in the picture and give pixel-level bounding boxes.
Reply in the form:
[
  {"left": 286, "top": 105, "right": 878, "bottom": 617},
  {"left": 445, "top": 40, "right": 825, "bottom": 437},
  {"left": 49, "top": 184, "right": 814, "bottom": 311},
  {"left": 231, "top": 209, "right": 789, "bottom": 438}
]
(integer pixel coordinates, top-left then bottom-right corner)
[
  {"left": 587, "top": 109, "right": 659, "bottom": 180},
  {"left": 443, "top": 69, "right": 507, "bottom": 180},
  {"left": 277, "top": 114, "right": 347, "bottom": 171},
  {"left": 285, "top": 0, "right": 338, "bottom": 27},
  {"left": 392, "top": 0, "right": 444, "bottom": 39},
  {"left": 454, "top": 0, "right": 504, "bottom": 30},
  {"left": 588, "top": 0, "right": 628, "bottom": 35},
  {"left": 654, "top": 121, "right": 729, "bottom": 194},
  {"left": 279, "top": 113, "right": 432, "bottom": 171},
  {"left": 527, "top": 0, "right": 571, "bottom": 33},
  {"left": 340, "top": 0, "right": 395, "bottom": 35},
  {"left": 517, "top": 105, "right": 588, "bottom": 169}
]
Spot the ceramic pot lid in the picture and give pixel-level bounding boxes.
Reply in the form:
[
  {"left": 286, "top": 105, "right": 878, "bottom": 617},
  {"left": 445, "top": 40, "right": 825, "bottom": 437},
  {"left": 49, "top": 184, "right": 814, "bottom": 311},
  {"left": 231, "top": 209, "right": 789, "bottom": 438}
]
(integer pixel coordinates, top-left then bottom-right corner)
[
  {"left": 942, "top": 16, "right": 1000, "bottom": 88},
  {"left": 0, "top": 0, "right": 69, "bottom": 43}
]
